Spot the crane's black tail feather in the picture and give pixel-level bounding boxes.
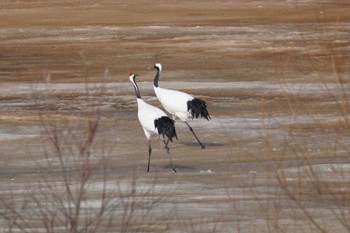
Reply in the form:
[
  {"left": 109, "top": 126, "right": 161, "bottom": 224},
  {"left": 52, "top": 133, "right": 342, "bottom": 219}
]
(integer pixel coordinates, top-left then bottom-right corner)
[
  {"left": 155, "top": 116, "right": 178, "bottom": 142},
  {"left": 187, "top": 98, "right": 211, "bottom": 121}
]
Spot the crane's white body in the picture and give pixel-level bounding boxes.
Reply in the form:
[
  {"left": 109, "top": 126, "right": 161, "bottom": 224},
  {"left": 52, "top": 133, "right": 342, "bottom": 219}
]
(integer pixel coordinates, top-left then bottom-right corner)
[
  {"left": 152, "top": 63, "right": 210, "bottom": 149},
  {"left": 129, "top": 73, "right": 177, "bottom": 172},
  {"left": 154, "top": 86, "right": 194, "bottom": 121},
  {"left": 136, "top": 98, "right": 167, "bottom": 140}
]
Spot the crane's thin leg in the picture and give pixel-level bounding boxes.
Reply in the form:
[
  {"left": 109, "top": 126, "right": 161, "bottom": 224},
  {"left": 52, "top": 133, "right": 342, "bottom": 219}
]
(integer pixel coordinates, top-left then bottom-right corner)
[
  {"left": 163, "top": 140, "right": 176, "bottom": 172},
  {"left": 184, "top": 121, "right": 206, "bottom": 149},
  {"left": 162, "top": 136, "right": 170, "bottom": 152},
  {"left": 147, "top": 140, "right": 152, "bottom": 172}
]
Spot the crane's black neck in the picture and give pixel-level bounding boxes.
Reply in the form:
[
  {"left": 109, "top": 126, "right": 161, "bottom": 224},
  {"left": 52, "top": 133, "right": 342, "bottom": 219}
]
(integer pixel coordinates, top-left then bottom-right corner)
[
  {"left": 153, "top": 67, "right": 160, "bottom": 88},
  {"left": 131, "top": 77, "right": 142, "bottom": 99}
]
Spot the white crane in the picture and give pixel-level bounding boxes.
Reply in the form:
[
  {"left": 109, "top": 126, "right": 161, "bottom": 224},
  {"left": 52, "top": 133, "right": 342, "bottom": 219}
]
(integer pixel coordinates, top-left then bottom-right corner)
[
  {"left": 129, "top": 73, "right": 178, "bottom": 172},
  {"left": 152, "top": 63, "right": 210, "bottom": 149}
]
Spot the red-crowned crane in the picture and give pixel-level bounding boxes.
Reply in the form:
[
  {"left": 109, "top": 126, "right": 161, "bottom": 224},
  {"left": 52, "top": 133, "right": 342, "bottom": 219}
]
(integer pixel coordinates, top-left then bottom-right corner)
[
  {"left": 152, "top": 63, "right": 210, "bottom": 149},
  {"left": 129, "top": 73, "right": 177, "bottom": 172}
]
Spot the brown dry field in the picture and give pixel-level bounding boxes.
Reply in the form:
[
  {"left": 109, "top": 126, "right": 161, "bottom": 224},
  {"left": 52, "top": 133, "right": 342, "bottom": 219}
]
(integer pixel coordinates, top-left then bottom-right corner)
[{"left": 1, "top": 1, "right": 350, "bottom": 232}]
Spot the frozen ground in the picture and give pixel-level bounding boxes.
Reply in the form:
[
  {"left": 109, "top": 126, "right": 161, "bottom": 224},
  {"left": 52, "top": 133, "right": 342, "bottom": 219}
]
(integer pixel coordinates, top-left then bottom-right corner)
[{"left": 0, "top": 1, "right": 350, "bottom": 232}]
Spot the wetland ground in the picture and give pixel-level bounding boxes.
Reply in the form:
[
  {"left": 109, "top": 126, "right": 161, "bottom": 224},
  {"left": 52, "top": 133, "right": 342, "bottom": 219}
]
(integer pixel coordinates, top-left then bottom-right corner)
[{"left": 0, "top": 1, "right": 350, "bottom": 232}]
